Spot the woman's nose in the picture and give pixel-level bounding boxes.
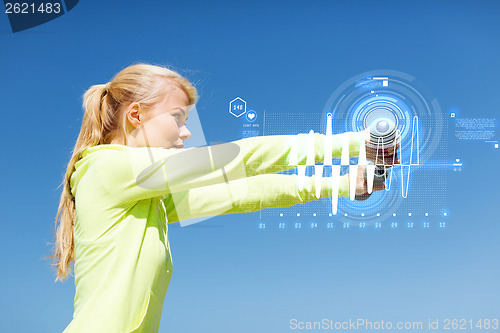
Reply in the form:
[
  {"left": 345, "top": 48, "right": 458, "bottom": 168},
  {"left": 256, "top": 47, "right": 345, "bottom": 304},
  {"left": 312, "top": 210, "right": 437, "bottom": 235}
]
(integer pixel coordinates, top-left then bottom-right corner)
[{"left": 180, "top": 125, "right": 191, "bottom": 140}]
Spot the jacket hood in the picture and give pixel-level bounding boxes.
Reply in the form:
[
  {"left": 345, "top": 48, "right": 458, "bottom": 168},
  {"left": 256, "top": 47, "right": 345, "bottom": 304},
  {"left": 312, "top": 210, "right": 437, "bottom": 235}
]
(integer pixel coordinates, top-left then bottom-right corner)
[{"left": 70, "top": 144, "right": 128, "bottom": 197}]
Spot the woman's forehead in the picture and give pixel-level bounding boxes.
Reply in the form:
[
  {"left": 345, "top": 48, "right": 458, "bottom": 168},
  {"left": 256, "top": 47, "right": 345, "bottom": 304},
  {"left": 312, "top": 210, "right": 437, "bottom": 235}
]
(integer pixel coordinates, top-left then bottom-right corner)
[{"left": 160, "top": 83, "right": 189, "bottom": 107}]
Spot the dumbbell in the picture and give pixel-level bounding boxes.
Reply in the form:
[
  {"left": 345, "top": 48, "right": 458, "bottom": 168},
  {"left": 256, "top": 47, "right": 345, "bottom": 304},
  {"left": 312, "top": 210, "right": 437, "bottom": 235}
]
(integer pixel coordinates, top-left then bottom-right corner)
[{"left": 354, "top": 118, "right": 397, "bottom": 201}]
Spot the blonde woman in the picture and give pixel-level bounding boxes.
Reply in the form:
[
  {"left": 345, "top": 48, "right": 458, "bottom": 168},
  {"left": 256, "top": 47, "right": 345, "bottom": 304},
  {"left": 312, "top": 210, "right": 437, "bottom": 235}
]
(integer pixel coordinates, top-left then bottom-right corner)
[{"left": 51, "top": 63, "right": 392, "bottom": 332}]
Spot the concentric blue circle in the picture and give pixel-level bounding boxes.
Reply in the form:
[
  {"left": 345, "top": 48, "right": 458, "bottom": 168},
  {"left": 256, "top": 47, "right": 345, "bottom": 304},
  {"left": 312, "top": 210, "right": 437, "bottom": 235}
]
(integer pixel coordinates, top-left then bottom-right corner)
[{"left": 321, "top": 70, "right": 443, "bottom": 221}]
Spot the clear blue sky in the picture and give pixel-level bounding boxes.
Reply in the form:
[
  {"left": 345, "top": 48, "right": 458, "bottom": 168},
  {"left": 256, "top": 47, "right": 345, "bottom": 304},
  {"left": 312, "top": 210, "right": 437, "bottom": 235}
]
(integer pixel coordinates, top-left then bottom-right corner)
[{"left": 1, "top": 1, "right": 499, "bottom": 332}]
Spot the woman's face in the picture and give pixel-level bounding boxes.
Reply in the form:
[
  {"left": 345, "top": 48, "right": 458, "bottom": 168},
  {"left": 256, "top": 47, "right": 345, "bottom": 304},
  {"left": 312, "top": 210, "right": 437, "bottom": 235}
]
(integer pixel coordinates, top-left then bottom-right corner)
[{"left": 128, "top": 83, "right": 192, "bottom": 149}]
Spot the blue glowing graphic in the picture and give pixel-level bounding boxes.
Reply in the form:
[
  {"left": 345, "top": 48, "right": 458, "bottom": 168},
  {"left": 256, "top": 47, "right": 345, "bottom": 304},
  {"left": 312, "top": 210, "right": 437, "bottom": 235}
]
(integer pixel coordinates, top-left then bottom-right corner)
[{"left": 246, "top": 110, "right": 257, "bottom": 122}]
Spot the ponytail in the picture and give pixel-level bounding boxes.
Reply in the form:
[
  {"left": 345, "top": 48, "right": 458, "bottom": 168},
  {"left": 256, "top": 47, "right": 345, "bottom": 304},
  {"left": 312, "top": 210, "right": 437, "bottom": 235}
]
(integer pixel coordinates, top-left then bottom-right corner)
[{"left": 48, "top": 84, "right": 108, "bottom": 282}]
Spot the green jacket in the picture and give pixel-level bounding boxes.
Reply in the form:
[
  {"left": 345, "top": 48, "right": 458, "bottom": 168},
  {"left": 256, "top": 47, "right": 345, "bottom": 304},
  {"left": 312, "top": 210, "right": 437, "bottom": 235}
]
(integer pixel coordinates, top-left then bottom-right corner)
[{"left": 64, "top": 132, "right": 363, "bottom": 332}]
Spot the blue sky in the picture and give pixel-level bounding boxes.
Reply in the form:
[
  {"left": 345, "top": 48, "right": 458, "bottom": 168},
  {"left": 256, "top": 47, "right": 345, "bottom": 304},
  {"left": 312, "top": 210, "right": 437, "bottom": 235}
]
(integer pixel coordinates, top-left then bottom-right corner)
[{"left": 1, "top": 1, "right": 499, "bottom": 332}]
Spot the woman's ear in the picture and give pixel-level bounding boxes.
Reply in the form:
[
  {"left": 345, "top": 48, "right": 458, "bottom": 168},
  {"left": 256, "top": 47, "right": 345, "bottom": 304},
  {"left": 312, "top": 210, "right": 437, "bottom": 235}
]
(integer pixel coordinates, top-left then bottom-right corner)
[{"left": 126, "top": 102, "right": 142, "bottom": 128}]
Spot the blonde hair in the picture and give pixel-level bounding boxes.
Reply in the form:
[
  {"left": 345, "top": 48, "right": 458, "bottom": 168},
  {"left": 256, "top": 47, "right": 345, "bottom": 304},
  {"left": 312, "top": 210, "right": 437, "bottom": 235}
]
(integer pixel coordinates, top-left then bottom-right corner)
[{"left": 48, "top": 63, "right": 198, "bottom": 282}]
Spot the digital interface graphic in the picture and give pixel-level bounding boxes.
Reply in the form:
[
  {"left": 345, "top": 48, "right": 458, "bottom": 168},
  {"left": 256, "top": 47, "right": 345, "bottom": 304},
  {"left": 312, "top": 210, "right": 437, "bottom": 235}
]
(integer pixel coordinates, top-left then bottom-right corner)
[{"left": 224, "top": 70, "right": 454, "bottom": 230}]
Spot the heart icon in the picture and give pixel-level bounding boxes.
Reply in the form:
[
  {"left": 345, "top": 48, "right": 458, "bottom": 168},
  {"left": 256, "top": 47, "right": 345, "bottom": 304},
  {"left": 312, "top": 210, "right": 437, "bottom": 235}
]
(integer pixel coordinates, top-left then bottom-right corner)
[
  {"left": 248, "top": 113, "right": 255, "bottom": 119},
  {"left": 456, "top": 159, "right": 460, "bottom": 162}
]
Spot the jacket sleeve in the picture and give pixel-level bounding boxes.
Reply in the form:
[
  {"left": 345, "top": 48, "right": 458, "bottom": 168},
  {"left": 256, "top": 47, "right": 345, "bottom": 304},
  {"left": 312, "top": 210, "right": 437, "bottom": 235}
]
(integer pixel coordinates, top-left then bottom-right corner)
[
  {"left": 162, "top": 173, "right": 350, "bottom": 223},
  {"left": 97, "top": 132, "right": 364, "bottom": 204}
]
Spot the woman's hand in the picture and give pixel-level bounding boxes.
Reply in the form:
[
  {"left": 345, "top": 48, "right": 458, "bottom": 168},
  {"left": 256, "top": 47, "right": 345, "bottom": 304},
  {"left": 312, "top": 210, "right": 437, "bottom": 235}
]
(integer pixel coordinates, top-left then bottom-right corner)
[
  {"left": 350, "top": 164, "right": 386, "bottom": 201},
  {"left": 362, "top": 128, "right": 400, "bottom": 166}
]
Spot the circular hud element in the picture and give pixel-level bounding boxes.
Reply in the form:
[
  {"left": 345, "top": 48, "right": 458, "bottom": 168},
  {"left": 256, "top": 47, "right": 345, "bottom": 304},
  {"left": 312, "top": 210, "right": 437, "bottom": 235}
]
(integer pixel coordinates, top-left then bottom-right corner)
[{"left": 321, "top": 70, "right": 444, "bottom": 222}]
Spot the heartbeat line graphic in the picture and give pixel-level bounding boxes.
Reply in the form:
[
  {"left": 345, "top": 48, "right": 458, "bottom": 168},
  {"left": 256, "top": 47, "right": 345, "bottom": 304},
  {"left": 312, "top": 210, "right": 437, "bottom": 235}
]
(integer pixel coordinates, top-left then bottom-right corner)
[{"left": 289, "top": 114, "right": 420, "bottom": 214}]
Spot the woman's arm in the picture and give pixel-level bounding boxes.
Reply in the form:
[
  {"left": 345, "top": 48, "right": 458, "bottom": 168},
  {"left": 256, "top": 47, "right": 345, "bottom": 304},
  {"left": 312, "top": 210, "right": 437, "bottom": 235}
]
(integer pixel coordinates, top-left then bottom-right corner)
[
  {"left": 162, "top": 173, "right": 350, "bottom": 223},
  {"left": 232, "top": 131, "right": 366, "bottom": 175},
  {"left": 97, "top": 132, "right": 364, "bottom": 204}
]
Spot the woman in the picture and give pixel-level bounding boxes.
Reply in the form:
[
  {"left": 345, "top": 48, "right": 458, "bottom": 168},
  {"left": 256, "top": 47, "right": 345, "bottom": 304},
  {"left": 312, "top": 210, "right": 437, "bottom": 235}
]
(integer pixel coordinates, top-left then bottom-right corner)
[{"left": 51, "top": 63, "right": 389, "bottom": 332}]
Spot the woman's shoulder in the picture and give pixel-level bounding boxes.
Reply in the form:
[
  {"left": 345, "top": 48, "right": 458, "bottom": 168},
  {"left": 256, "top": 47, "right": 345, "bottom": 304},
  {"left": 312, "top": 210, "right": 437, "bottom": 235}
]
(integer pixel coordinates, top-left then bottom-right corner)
[{"left": 81, "top": 143, "right": 129, "bottom": 158}]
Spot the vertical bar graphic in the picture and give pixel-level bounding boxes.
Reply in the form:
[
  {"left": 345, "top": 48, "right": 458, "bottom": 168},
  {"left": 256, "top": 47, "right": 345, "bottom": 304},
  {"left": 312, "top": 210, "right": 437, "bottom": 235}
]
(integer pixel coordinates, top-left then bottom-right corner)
[
  {"left": 410, "top": 116, "right": 419, "bottom": 165},
  {"left": 324, "top": 113, "right": 333, "bottom": 166},
  {"left": 306, "top": 130, "right": 315, "bottom": 165},
  {"left": 331, "top": 165, "right": 341, "bottom": 215},
  {"left": 315, "top": 165, "right": 323, "bottom": 199},
  {"left": 401, "top": 165, "right": 411, "bottom": 198},
  {"left": 349, "top": 165, "right": 358, "bottom": 201},
  {"left": 366, "top": 164, "right": 375, "bottom": 194}
]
